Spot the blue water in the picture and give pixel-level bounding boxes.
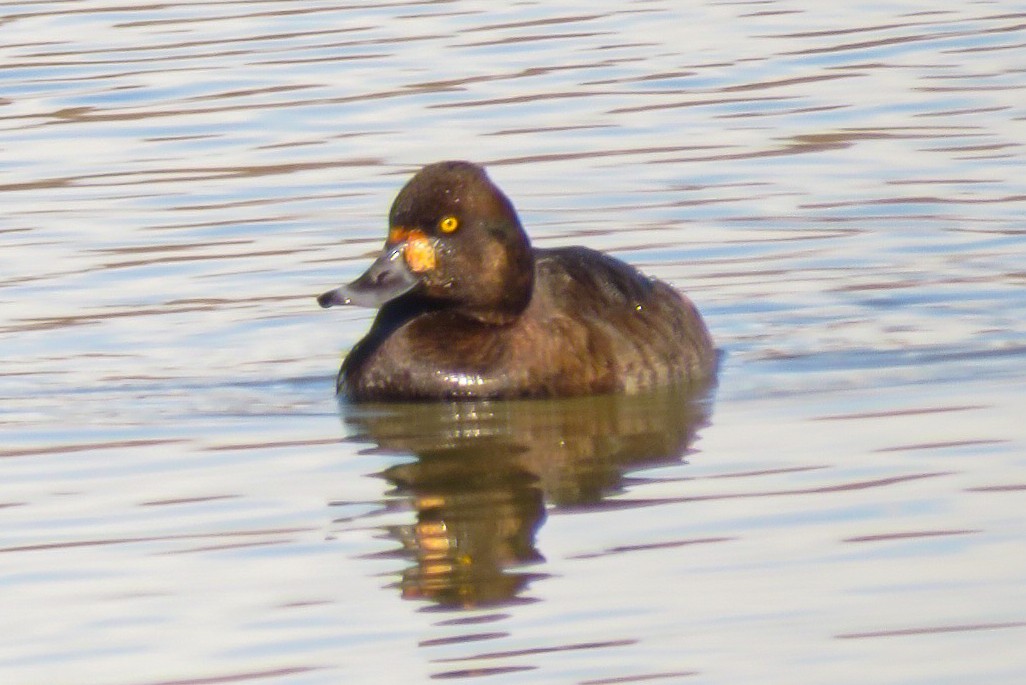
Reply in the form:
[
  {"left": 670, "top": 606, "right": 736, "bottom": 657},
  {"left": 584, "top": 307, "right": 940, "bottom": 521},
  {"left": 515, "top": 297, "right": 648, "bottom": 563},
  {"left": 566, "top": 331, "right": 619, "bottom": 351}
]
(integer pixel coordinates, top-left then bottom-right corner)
[{"left": 2, "top": 2, "right": 1025, "bottom": 684}]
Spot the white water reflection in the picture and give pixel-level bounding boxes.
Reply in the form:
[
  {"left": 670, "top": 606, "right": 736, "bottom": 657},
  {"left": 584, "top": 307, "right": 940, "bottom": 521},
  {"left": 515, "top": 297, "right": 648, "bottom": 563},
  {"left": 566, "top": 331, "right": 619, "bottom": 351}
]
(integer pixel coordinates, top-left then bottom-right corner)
[{"left": 2, "top": 1, "right": 1025, "bottom": 684}]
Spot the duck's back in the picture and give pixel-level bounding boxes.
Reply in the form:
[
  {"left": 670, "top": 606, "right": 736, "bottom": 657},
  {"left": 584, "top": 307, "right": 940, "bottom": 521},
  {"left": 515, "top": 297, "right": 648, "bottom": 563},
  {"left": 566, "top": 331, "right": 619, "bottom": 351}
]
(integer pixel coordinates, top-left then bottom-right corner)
[{"left": 527, "top": 246, "right": 715, "bottom": 394}]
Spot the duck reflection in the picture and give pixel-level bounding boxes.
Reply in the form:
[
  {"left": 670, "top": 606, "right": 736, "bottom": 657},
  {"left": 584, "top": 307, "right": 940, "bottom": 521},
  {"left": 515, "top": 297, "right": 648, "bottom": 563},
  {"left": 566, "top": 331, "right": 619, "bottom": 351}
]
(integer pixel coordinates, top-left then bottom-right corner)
[{"left": 341, "top": 383, "right": 714, "bottom": 609}]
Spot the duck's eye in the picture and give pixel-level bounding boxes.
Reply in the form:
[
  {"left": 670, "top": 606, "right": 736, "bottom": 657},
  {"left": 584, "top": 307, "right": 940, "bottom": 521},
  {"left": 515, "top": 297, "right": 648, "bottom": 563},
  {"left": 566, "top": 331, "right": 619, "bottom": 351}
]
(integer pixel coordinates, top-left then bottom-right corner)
[{"left": 438, "top": 215, "right": 459, "bottom": 233}]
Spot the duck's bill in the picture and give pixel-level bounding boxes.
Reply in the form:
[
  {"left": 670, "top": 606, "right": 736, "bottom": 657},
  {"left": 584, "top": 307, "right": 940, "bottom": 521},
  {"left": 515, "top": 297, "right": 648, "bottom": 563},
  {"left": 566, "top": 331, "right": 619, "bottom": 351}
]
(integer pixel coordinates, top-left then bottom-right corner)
[{"left": 317, "top": 245, "right": 420, "bottom": 309}]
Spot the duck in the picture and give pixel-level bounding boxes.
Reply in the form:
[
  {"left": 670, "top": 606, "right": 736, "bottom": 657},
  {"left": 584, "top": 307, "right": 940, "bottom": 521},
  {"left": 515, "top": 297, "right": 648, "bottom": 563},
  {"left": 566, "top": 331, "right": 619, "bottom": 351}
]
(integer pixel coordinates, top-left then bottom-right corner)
[{"left": 318, "top": 161, "right": 715, "bottom": 401}]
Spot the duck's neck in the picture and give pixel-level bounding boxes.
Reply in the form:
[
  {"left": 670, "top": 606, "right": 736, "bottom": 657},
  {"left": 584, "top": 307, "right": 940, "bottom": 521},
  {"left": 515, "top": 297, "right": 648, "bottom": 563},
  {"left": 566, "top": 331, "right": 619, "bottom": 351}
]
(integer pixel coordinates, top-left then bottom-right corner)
[{"left": 458, "top": 237, "right": 534, "bottom": 326}]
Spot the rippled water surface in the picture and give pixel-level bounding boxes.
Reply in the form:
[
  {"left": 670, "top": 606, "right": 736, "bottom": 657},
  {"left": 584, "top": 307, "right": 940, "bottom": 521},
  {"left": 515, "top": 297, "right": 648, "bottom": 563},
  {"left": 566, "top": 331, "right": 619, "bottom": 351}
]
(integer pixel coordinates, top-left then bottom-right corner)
[{"left": 3, "top": 1, "right": 1026, "bottom": 683}]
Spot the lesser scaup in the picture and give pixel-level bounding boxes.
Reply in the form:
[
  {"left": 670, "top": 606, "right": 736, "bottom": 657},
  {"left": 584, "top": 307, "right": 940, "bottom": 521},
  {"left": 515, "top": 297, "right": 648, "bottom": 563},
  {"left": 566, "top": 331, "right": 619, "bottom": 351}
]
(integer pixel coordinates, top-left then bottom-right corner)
[{"left": 318, "top": 161, "right": 714, "bottom": 400}]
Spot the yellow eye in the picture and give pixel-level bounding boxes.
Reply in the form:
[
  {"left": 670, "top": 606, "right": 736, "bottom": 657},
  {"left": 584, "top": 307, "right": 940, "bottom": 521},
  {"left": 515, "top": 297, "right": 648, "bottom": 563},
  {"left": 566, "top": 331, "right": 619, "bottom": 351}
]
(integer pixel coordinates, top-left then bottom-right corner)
[{"left": 438, "top": 215, "right": 459, "bottom": 233}]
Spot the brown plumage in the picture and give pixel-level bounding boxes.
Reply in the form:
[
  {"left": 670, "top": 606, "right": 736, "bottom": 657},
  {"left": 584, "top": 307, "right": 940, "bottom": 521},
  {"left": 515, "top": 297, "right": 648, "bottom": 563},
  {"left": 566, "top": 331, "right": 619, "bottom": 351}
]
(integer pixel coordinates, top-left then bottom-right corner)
[{"left": 318, "top": 161, "right": 715, "bottom": 401}]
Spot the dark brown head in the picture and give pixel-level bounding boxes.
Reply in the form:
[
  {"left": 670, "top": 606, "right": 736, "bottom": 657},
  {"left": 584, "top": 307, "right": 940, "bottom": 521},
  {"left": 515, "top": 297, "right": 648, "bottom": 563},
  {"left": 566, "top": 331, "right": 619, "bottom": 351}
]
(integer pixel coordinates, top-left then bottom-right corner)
[{"left": 318, "top": 161, "right": 534, "bottom": 324}]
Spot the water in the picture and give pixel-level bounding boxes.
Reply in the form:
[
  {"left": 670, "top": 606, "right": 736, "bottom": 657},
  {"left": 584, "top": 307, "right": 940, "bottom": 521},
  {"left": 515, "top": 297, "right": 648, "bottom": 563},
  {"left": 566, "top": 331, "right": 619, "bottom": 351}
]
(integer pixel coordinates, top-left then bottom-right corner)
[{"left": 2, "top": 1, "right": 1025, "bottom": 683}]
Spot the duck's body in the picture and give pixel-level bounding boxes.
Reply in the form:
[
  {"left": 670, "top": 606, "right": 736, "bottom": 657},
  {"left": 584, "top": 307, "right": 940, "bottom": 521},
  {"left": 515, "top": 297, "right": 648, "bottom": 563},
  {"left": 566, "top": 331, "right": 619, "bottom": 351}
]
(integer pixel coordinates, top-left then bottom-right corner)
[{"left": 319, "top": 162, "right": 714, "bottom": 402}]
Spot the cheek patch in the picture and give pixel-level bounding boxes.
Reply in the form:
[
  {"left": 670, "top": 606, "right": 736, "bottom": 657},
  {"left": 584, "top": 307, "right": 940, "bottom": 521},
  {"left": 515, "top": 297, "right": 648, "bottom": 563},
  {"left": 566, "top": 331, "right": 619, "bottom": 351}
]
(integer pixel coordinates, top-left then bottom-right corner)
[{"left": 404, "top": 233, "right": 436, "bottom": 273}]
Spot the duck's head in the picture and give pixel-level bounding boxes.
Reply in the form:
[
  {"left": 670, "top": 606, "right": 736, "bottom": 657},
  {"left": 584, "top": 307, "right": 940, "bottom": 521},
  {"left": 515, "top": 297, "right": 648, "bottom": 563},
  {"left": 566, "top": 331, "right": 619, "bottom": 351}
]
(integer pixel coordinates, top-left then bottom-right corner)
[{"left": 318, "top": 161, "right": 534, "bottom": 324}]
